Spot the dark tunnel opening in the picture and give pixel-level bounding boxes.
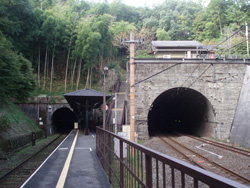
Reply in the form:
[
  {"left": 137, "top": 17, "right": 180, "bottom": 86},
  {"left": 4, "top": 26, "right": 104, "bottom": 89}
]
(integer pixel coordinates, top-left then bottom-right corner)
[
  {"left": 51, "top": 107, "right": 77, "bottom": 133},
  {"left": 148, "top": 87, "right": 215, "bottom": 137}
]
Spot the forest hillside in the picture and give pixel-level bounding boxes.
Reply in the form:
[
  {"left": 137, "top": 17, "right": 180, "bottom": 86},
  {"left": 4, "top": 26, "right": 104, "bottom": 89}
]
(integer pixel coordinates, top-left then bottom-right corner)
[{"left": 0, "top": 0, "right": 249, "bottom": 100}]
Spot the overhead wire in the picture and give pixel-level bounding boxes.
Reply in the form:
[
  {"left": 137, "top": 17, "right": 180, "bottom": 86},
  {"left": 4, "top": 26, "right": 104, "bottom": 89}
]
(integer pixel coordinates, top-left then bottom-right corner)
[
  {"left": 216, "top": 38, "right": 249, "bottom": 58},
  {"left": 131, "top": 22, "right": 249, "bottom": 91},
  {"left": 131, "top": 63, "right": 180, "bottom": 87},
  {"left": 187, "top": 64, "right": 212, "bottom": 88},
  {"left": 181, "top": 64, "right": 200, "bottom": 88},
  {"left": 208, "top": 22, "right": 250, "bottom": 55}
]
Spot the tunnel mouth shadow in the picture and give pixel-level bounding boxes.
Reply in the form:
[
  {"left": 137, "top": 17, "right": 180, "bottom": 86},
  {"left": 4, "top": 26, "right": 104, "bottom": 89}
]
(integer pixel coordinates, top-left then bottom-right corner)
[
  {"left": 51, "top": 107, "right": 77, "bottom": 133},
  {"left": 148, "top": 87, "right": 215, "bottom": 137}
]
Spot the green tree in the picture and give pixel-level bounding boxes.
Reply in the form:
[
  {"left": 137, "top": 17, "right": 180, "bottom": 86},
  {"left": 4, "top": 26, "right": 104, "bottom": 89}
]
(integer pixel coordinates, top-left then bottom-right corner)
[
  {"left": 110, "top": 21, "right": 136, "bottom": 46},
  {"left": 142, "top": 0, "right": 202, "bottom": 40},
  {"left": 0, "top": 32, "right": 36, "bottom": 100},
  {"left": 109, "top": 0, "right": 140, "bottom": 23},
  {"left": 156, "top": 28, "right": 171, "bottom": 40}
]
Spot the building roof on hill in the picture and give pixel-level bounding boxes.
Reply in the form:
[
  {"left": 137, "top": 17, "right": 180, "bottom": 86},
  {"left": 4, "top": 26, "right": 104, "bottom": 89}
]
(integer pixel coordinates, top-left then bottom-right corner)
[{"left": 152, "top": 41, "right": 203, "bottom": 47}]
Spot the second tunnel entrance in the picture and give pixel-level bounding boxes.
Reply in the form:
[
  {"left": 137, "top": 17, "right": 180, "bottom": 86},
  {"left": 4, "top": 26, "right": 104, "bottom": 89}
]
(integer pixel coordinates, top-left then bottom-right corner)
[
  {"left": 51, "top": 107, "right": 77, "bottom": 133},
  {"left": 148, "top": 87, "right": 215, "bottom": 137}
]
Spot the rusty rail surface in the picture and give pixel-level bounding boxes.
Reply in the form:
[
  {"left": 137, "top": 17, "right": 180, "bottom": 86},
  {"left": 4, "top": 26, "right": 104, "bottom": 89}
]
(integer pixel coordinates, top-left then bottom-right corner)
[
  {"left": 187, "top": 135, "right": 250, "bottom": 157},
  {"left": 159, "top": 136, "right": 250, "bottom": 185},
  {"left": 96, "top": 127, "right": 249, "bottom": 188}
]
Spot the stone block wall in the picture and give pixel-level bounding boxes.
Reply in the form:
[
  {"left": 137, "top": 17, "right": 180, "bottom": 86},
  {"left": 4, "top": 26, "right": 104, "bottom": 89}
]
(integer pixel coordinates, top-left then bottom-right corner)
[{"left": 131, "top": 63, "right": 246, "bottom": 140}]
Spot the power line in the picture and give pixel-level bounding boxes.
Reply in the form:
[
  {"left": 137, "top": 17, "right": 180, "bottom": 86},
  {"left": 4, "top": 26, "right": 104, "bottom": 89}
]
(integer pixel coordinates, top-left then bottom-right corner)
[
  {"left": 181, "top": 64, "right": 200, "bottom": 87},
  {"left": 187, "top": 64, "right": 212, "bottom": 88},
  {"left": 216, "top": 38, "right": 249, "bottom": 58},
  {"left": 209, "top": 22, "right": 249, "bottom": 54},
  {"left": 131, "top": 63, "right": 180, "bottom": 87}
]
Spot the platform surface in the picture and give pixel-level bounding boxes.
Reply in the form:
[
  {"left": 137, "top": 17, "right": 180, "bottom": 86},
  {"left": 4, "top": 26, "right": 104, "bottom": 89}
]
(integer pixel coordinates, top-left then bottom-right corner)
[{"left": 21, "top": 130, "right": 110, "bottom": 188}]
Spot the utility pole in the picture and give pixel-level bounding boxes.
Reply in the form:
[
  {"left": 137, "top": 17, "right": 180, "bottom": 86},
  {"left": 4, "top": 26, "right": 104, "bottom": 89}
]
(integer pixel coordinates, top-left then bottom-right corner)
[
  {"left": 130, "top": 32, "right": 135, "bottom": 143},
  {"left": 121, "top": 32, "right": 143, "bottom": 142},
  {"left": 246, "top": 23, "right": 249, "bottom": 56}
]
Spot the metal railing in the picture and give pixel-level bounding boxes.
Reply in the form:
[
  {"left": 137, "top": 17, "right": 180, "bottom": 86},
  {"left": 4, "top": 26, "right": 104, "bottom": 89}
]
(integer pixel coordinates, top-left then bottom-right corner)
[
  {"left": 105, "top": 78, "right": 121, "bottom": 125},
  {"left": 105, "top": 124, "right": 123, "bottom": 133},
  {"left": 96, "top": 127, "right": 249, "bottom": 188}
]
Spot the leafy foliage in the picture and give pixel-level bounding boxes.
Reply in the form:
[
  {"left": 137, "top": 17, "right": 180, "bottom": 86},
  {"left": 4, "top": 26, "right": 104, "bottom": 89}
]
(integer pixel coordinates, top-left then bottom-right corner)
[
  {"left": 0, "top": 0, "right": 249, "bottom": 98},
  {"left": 0, "top": 32, "right": 36, "bottom": 100},
  {"left": 156, "top": 29, "right": 171, "bottom": 40}
]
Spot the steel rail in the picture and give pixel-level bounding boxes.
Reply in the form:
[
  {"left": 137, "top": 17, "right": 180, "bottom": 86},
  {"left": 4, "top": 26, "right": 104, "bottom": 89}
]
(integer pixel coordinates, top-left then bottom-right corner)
[
  {"left": 187, "top": 135, "right": 250, "bottom": 157},
  {"left": 158, "top": 137, "right": 204, "bottom": 169},
  {"left": 159, "top": 136, "right": 250, "bottom": 185},
  {"left": 0, "top": 134, "right": 65, "bottom": 187}
]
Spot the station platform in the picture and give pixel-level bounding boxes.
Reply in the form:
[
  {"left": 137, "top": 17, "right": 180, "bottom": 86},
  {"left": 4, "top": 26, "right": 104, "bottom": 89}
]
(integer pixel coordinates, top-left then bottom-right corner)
[{"left": 21, "top": 129, "right": 110, "bottom": 188}]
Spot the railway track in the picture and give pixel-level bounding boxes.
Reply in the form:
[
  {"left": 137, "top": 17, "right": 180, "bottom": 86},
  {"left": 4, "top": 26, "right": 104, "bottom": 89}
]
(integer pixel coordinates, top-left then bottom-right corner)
[
  {"left": 158, "top": 136, "right": 250, "bottom": 186},
  {"left": 187, "top": 135, "right": 250, "bottom": 157},
  {"left": 0, "top": 134, "right": 67, "bottom": 188}
]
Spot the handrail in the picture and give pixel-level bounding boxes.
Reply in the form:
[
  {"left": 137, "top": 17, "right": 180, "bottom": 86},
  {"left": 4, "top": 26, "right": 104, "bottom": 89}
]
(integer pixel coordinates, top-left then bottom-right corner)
[
  {"left": 120, "top": 100, "right": 127, "bottom": 125},
  {"left": 105, "top": 78, "right": 121, "bottom": 125},
  {"left": 96, "top": 127, "right": 250, "bottom": 188}
]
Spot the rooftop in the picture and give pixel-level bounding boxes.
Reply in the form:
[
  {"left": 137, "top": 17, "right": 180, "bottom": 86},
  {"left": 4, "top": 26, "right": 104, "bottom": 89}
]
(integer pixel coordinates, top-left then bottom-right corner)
[
  {"left": 152, "top": 41, "right": 203, "bottom": 47},
  {"left": 64, "top": 88, "right": 111, "bottom": 112}
]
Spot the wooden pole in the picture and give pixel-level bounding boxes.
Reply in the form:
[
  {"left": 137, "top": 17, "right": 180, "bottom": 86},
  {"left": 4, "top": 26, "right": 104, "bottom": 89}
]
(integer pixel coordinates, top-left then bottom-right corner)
[{"left": 130, "top": 32, "right": 135, "bottom": 143}]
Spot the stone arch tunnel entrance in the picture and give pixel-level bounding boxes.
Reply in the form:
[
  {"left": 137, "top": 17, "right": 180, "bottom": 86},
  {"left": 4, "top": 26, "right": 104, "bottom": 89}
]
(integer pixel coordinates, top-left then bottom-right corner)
[
  {"left": 51, "top": 107, "right": 77, "bottom": 133},
  {"left": 148, "top": 87, "right": 215, "bottom": 137}
]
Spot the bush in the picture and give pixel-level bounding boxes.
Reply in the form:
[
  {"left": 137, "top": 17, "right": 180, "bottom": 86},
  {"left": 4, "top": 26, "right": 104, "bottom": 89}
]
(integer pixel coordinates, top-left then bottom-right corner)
[
  {"left": 0, "top": 115, "right": 11, "bottom": 132},
  {"left": 0, "top": 130, "right": 44, "bottom": 152}
]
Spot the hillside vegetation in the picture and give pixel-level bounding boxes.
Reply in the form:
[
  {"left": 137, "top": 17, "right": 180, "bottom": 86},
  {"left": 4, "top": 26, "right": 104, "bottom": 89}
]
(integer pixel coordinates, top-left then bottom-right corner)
[
  {"left": 0, "top": 99, "right": 43, "bottom": 153},
  {"left": 0, "top": 0, "right": 249, "bottom": 100}
]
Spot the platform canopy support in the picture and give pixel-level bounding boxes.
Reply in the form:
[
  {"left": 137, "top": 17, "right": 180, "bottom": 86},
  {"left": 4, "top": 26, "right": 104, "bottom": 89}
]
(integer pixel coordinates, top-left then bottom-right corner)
[{"left": 64, "top": 88, "right": 111, "bottom": 135}]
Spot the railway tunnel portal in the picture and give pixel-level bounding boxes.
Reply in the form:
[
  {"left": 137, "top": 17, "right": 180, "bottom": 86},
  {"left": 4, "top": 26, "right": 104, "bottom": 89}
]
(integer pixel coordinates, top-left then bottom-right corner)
[
  {"left": 148, "top": 87, "right": 215, "bottom": 137},
  {"left": 133, "top": 61, "right": 248, "bottom": 141},
  {"left": 51, "top": 107, "right": 77, "bottom": 133}
]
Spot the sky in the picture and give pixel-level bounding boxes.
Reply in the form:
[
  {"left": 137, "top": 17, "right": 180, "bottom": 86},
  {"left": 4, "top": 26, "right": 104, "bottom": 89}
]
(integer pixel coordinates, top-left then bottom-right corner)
[{"left": 106, "top": 0, "right": 211, "bottom": 8}]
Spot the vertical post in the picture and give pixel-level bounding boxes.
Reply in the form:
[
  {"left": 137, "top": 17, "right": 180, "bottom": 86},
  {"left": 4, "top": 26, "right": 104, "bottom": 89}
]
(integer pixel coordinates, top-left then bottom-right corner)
[
  {"left": 120, "top": 140, "right": 124, "bottom": 187},
  {"left": 171, "top": 167, "right": 175, "bottom": 188},
  {"left": 130, "top": 32, "right": 135, "bottom": 143},
  {"left": 103, "top": 67, "right": 108, "bottom": 129},
  {"left": 85, "top": 99, "right": 89, "bottom": 135},
  {"left": 103, "top": 71, "right": 106, "bottom": 130},
  {"left": 96, "top": 129, "right": 98, "bottom": 156},
  {"left": 145, "top": 154, "right": 152, "bottom": 188},
  {"left": 246, "top": 22, "right": 249, "bottom": 56},
  {"left": 108, "top": 134, "right": 111, "bottom": 183},
  {"left": 31, "top": 132, "right": 36, "bottom": 146},
  {"left": 115, "top": 92, "right": 117, "bottom": 134},
  {"left": 103, "top": 131, "right": 106, "bottom": 167},
  {"left": 125, "top": 101, "right": 128, "bottom": 125}
]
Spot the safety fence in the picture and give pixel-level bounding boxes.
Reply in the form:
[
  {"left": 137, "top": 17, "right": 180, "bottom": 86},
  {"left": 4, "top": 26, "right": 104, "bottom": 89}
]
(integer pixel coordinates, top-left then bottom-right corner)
[
  {"left": 105, "top": 78, "right": 121, "bottom": 125},
  {"left": 96, "top": 127, "right": 249, "bottom": 188}
]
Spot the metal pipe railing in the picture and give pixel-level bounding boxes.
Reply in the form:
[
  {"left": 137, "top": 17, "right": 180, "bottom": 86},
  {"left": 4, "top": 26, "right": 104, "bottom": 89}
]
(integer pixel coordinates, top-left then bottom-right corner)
[
  {"left": 105, "top": 78, "right": 121, "bottom": 126},
  {"left": 96, "top": 127, "right": 249, "bottom": 188}
]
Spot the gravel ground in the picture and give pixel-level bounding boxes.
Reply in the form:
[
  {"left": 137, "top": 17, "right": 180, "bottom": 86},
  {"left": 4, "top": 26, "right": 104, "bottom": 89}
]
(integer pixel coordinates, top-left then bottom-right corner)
[{"left": 143, "top": 135, "right": 250, "bottom": 187}]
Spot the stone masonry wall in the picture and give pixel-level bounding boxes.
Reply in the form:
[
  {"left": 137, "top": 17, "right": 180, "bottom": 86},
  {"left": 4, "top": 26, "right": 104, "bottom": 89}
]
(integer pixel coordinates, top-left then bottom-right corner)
[
  {"left": 17, "top": 97, "right": 70, "bottom": 131},
  {"left": 132, "top": 63, "right": 246, "bottom": 140}
]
